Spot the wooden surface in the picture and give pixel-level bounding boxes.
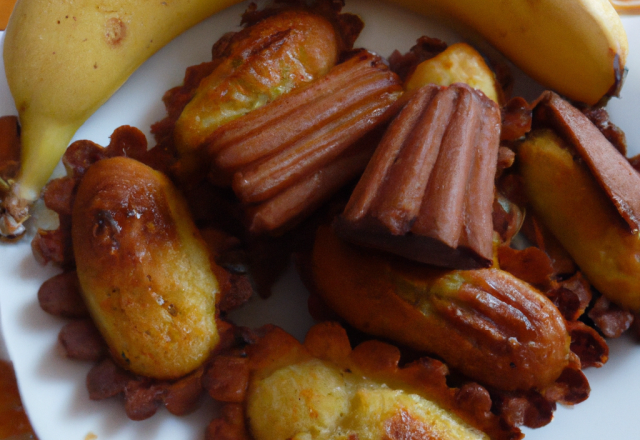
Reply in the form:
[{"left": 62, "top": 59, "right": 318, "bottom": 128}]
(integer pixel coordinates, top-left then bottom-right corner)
[
  {"left": 0, "top": 360, "right": 37, "bottom": 439},
  {"left": 0, "top": 0, "right": 16, "bottom": 31}
]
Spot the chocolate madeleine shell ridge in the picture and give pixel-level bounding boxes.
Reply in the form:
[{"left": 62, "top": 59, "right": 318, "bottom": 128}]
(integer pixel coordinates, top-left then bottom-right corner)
[
  {"left": 207, "top": 50, "right": 403, "bottom": 234},
  {"left": 533, "top": 91, "right": 640, "bottom": 233},
  {"left": 336, "top": 82, "right": 501, "bottom": 269}
]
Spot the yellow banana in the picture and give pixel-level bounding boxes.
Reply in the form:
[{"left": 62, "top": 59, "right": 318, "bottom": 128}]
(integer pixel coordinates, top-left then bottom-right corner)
[
  {"left": 386, "top": 0, "right": 627, "bottom": 106},
  {"left": 1, "top": 0, "right": 243, "bottom": 233}
]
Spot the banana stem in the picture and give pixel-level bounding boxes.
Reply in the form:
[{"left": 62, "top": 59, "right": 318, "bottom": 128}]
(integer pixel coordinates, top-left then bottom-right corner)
[{"left": 16, "top": 115, "right": 80, "bottom": 202}]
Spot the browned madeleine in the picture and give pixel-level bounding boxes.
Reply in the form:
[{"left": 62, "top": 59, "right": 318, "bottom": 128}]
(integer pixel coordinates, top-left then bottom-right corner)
[
  {"left": 72, "top": 157, "right": 219, "bottom": 379},
  {"left": 311, "top": 226, "right": 570, "bottom": 392},
  {"left": 206, "top": 323, "right": 521, "bottom": 440}
]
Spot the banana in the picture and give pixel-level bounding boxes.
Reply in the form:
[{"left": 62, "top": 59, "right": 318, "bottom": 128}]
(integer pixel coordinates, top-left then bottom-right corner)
[
  {"left": 1, "top": 0, "right": 243, "bottom": 234},
  {"left": 386, "top": 0, "right": 627, "bottom": 106}
]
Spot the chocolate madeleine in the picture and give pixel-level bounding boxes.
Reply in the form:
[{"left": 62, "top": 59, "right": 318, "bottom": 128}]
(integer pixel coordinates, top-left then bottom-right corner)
[
  {"left": 247, "top": 144, "right": 375, "bottom": 234},
  {"left": 533, "top": 91, "right": 640, "bottom": 232},
  {"left": 336, "top": 83, "right": 501, "bottom": 269},
  {"left": 207, "top": 51, "right": 403, "bottom": 233}
]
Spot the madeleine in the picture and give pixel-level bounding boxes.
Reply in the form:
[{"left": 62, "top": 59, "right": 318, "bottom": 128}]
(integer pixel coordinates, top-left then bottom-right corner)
[
  {"left": 311, "top": 226, "right": 570, "bottom": 392},
  {"left": 72, "top": 157, "right": 219, "bottom": 379}
]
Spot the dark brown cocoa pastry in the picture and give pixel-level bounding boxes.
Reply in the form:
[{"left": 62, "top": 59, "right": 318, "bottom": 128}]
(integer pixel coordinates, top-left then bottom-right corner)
[
  {"left": 245, "top": 145, "right": 375, "bottom": 234},
  {"left": 335, "top": 82, "right": 501, "bottom": 269},
  {"left": 207, "top": 50, "right": 403, "bottom": 234},
  {"left": 533, "top": 90, "right": 640, "bottom": 232}
]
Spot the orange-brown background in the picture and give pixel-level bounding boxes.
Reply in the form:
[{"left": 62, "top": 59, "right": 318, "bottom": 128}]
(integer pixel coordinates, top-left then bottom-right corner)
[
  {"left": 1, "top": 0, "right": 17, "bottom": 30},
  {"left": 0, "top": 361, "right": 36, "bottom": 439}
]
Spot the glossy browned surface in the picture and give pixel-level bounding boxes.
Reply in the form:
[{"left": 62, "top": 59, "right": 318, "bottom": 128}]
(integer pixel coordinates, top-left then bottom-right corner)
[
  {"left": 72, "top": 157, "right": 219, "bottom": 379},
  {"left": 311, "top": 226, "right": 570, "bottom": 391}
]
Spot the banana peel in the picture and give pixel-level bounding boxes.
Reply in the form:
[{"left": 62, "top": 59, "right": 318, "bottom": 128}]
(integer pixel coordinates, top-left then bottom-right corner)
[{"left": 1, "top": 0, "right": 244, "bottom": 236}]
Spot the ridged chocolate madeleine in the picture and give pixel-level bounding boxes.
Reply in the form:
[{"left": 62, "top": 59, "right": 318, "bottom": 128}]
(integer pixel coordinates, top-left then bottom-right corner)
[
  {"left": 246, "top": 145, "right": 375, "bottom": 234},
  {"left": 336, "top": 83, "right": 501, "bottom": 269},
  {"left": 206, "top": 50, "right": 403, "bottom": 234},
  {"left": 533, "top": 91, "right": 640, "bottom": 232}
]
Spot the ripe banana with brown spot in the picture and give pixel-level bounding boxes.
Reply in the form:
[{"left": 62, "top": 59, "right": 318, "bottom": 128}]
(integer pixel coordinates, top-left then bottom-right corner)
[{"left": 1, "top": 0, "right": 243, "bottom": 236}]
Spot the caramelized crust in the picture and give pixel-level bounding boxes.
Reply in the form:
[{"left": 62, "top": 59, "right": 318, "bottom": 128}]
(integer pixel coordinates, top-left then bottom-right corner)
[
  {"left": 311, "top": 226, "right": 570, "bottom": 392},
  {"left": 207, "top": 322, "right": 522, "bottom": 440},
  {"left": 72, "top": 157, "right": 220, "bottom": 379},
  {"left": 336, "top": 83, "right": 501, "bottom": 269}
]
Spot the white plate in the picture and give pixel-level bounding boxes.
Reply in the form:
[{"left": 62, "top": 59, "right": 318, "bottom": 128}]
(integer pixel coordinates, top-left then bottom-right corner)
[{"left": 1, "top": 2, "right": 639, "bottom": 439}]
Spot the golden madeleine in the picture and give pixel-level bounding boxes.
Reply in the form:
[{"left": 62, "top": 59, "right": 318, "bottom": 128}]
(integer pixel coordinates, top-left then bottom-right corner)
[
  {"left": 518, "top": 129, "right": 640, "bottom": 311},
  {"left": 207, "top": 323, "right": 519, "bottom": 440},
  {"left": 174, "top": 10, "right": 340, "bottom": 158},
  {"left": 72, "top": 157, "right": 219, "bottom": 379}
]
